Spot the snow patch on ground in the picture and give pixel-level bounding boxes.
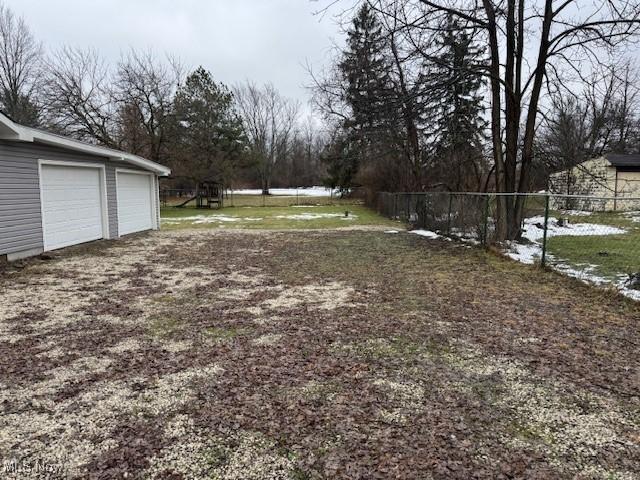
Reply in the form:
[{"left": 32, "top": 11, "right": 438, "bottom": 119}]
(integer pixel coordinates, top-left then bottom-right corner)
[
  {"left": 553, "top": 264, "right": 640, "bottom": 302},
  {"left": 619, "top": 284, "right": 640, "bottom": 301},
  {"left": 403, "top": 216, "right": 636, "bottom": 300},
  {"left": 503, "top": 217, "right": 639, "bottom": 301},
  {"left": 410, "top": 229, "right": 441, "bottom": 239},
  {"left": 623, "top": 210, "right": 640, "bottom": 222},
  {"left": 162, "top": 212, "right": 358, "bottom": 223},
  {"left": 410, "top": 230, "right": 453, "bottom": 241},
  {"left": 273, "top": 213, "right": 357, "bottom": 220},
  {"left": 523, "top": 216, "right": 626, "bottom": 242},
  {"left": 505, "top": 216, "right": 626, "bottom": 265},
  {"left": 231, "top": 186, "right": 338, "bottom": 197},
  {"left": 162, "top": 215, "right": 263, "bottom": 224},
  {"left": 504, "top": 242, "right": 541, "bottom": 265}
]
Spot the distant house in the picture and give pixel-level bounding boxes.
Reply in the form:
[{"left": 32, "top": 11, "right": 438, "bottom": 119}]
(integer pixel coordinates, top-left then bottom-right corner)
[
  {"left": 0, "top": 112, "right": 170, "bottom": 261},
  {"left": 548, "top": 154, "right": 640, "bottom": 211}
]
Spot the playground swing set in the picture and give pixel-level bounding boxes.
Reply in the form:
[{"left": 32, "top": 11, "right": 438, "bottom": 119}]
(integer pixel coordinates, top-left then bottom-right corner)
[{"left": 174, "top": 180, "right": 224, "bottom": 209}]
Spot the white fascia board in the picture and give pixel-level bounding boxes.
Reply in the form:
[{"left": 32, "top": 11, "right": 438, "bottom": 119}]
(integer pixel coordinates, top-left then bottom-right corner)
[
  {"left": 29, "top": 129, "right": 171, "bottom": 176},
  {"left": 0, "top": 114, "right": 33, "bottom": 141},
  {"left": 0, "top": 113, "right": 170, "bottom": 176}
]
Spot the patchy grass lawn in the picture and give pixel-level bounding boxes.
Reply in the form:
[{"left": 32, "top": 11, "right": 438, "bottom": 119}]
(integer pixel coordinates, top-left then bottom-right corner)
[
  {"left": 548, "top": 233, "right": 640, "bottom": 279},
  {"left": 161, "top": 204, "right": 400, "bottom": 230},
  {"left": 1, "top": 229, "right": 639, "bottom": 479},
  {"left": 546, "top": 211, "right": 640, "bottom": 280}
]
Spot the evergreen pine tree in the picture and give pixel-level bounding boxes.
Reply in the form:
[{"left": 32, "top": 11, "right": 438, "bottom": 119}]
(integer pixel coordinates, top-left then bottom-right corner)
[
  {"left": 425, "top": 17, "right": 487, "bottom": 190},
  {"left": 328, "top": 3, "right": 393, "bottom": 189},
  {"left": 173, "top": 67, "right": 245, "bottom": 186}
]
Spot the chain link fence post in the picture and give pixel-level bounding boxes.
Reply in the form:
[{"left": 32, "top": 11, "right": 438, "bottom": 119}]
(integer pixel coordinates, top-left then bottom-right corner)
[
  {"left": 482, "top": 194, "right": 490, "bottom": 245},
  {"left": 541, "top": 194, "right": 550, "bottom": 266},
  {"left": 405, "top": 194, "right": 410, "bottom": 220},
  {"left": 446, "top": 194, "right": 453, "bottom": 235},
  {"left": 393, "top": 193, "right": 397, "bottom": 219}
]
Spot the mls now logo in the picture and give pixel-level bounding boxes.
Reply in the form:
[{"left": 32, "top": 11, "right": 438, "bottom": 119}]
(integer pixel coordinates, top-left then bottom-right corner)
[{"left": 3, "top": 458, "right": 65, "bottom": 475}]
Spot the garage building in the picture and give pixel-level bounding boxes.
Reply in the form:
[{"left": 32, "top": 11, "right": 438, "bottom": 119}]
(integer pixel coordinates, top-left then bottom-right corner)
[
  {"left": 0, "top": 112, "right": 170, "bottom": 261},
  {"left": 548, "top": 154, "right": 640, "bottom": 211}
]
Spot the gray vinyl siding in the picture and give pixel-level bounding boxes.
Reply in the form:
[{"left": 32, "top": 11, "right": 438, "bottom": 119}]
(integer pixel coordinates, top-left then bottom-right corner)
[
  {"left": 154, "top": 174, "right": 161, "bottom": 228},
  {"left": 0, "top": 151, "right": 42, "bottom": 254},
  {"left": 105, "top": 165, "right": 118, "bottom": 238},
  {"left": 0, "top": 141, "right": 154, "bottom": 256}
]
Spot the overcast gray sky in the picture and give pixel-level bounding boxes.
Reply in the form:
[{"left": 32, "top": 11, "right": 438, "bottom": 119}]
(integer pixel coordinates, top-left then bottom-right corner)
[{"left": 6, "top": 0, "right": 344, "bottom": 114}]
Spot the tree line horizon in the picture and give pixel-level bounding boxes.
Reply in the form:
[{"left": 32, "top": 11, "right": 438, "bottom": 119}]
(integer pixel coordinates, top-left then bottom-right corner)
[{"left": 2, "top": 1, "right": 640, "bottom": 239}]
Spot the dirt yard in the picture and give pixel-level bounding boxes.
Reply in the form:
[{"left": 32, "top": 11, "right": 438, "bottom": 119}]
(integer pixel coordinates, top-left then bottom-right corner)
[{"left": 1, "top": 229, "right": 638, "bottom": 479}]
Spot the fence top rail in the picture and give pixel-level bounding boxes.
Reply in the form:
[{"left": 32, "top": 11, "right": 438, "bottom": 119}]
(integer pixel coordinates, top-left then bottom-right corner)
[{"left": 381, "top": 192, "right": 640, "bottom": 201}]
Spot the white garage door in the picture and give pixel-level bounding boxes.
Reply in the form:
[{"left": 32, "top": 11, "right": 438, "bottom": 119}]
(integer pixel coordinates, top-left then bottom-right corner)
[
  {"left": 117, "top": 171, "right": 154, "bottom": 236},
  {"left": 40, "top": 164, "right": 105, "bottom": 251}
]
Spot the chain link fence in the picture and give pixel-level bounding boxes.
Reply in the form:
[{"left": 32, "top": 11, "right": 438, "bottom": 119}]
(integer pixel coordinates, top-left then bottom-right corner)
[{"left": 375, "top": 192, "right": 640, "bottom": 297}]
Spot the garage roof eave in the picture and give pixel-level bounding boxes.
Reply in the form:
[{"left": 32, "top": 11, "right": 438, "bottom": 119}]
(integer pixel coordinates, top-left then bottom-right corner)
[
  {"left": 605, "top": 153, "right": 640, "bottom": 168},
  {"left": 0, "top": 112, "right": 171, "bottom": 176}
]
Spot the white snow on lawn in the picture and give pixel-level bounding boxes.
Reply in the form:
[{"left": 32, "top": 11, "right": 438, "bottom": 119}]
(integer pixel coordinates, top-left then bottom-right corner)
[
  {"left": 504, "top": 216, "right": 640, "bottom": 301},
  {"left": 450, "top": 228, "right": 481, "bottom": 245},
  {"left": 162, "top": 212, "right": 358, "bottom": 224},
  {"left": 505, "top": 242, "right": 541, "bottom": 265},
  {"left": 550, "top": 263, "right": 640, "bottom": 302},
  {"left": 505, "top": 216, "right": 626, "bottom": 265},
  {"left": 162, "top": 215, "right": 263, "bottom": 224},
  {"left": 523, "top": 216, "right": 626, "bottom": 242},
  {"left": 231, "top": 186, "right": 338, "bottom": 197},
  {"left": 273, "top": 213, "right": 357, "bottom": 220},
  {"left": 410, "top": 229, "right": 441, "bottom": 239},
  {"left": 404, "top": 216, "right": 638, "bottom": 301},
  {"left": 623, "top": 211, "right": 640, "bottom": 223}
]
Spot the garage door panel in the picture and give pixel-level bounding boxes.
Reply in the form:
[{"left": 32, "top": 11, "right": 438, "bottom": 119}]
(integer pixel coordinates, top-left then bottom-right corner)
[
  {"left": 43, "top": 226, "right": 103, "bottom": 251},
  {"left": 44, "top": 187, "right": 104, "bottom": 202},
  {"left": 43, "top": 207, "right": 105, "bottom": 227},
  {"left": 117, "top": 172, "right": 154, "bottom": 236},
  {"left": 40, "top": 164, "right": 105, "bottom": 251},
  {"left": 42, "top": 167, "right": 99, "bottom": 184},
  {"left": 43, "top": 198, "right": 105, "bottom": 212}
]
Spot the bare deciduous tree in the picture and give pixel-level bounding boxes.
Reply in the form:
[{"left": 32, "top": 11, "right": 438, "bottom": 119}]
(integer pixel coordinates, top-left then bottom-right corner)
[
  {"left": 538, "top": 62, "right": 640, "bottom": 183},
  {"left": 43, "top": 47, "right": 117, "bottom": 146},
  {"left": 43, "top": 47, "right": 182, "bottom": 165},
  {"left": 0, "top": 2, "right": 42, "bottom": 125},
  {"left": 363, "top": 0, "right": 640, "bottom": 239},
  {"left": 234, "top": 82, "right": 300, "bottom": 194},
  {"left": 114, "top": 50, "right": 182, "bottom": 162}
]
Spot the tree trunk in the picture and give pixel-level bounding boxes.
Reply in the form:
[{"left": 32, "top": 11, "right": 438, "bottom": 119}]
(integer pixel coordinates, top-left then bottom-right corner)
[
  {"left": 513, "top": 0, "right": 553, "bottom": 237},
  {"left": 261, "top": 154, "right": 271, "bottom": 195},
  {"left": 482, "top": 0, "right": 508, "bottom": 239},
  {"left": 502, "top": 0, "right": 520, "bottom": 239},
  {"left": 389, "top": 29, "right": 422, "bottom": 192}
]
